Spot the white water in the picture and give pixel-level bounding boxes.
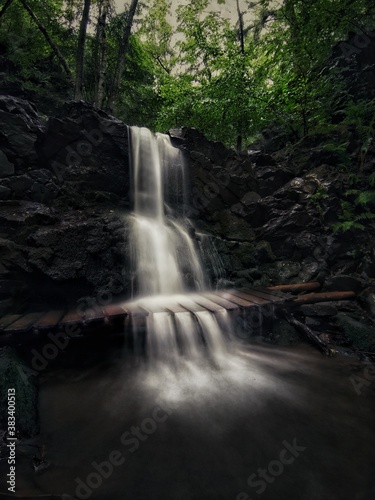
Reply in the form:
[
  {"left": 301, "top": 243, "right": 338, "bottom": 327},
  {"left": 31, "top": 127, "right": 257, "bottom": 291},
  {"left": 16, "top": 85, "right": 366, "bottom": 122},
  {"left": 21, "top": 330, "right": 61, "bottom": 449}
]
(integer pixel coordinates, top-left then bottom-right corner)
[
  {"left": 128, "top": 126, "right": 234, "bottom": 364},
  {"left": 130, "top": 126, "right": 206, "bottom": 296}
]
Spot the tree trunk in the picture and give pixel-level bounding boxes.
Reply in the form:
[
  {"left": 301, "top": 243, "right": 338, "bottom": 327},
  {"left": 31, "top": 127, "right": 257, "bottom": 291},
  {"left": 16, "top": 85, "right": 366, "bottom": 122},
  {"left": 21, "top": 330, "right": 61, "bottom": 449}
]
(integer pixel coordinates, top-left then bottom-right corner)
[
  {"left": 106, "top": 0, "right": 138, "bottom": 113},
  {"left": 95, "top": 0, "right": 110, "bottom": 108},
  {"left": 0, "top": 0, "right": 14, "bottom": 20},
  {"left": 236, "top": 0, "right": 245, "bottom": 56},
  {"left": 236, "top": 135, "right": 243, "bottom": 153},
  {"left": 236, "top": 0, "right": 245, "bottom": 152},
  {"left": 75, "top": 0, "right": 91, "bottom": 100},
  {"left": 19, "top": 0, "right": 71, "bottom": 77}
]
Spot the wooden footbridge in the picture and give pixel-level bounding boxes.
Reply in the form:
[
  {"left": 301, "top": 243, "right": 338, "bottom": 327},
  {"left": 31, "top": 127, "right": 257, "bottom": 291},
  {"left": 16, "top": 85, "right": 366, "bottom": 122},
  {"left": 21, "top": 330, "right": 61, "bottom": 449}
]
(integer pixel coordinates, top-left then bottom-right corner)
[{"left": 0, "top": 282, "right": 356, "bottom": 346}]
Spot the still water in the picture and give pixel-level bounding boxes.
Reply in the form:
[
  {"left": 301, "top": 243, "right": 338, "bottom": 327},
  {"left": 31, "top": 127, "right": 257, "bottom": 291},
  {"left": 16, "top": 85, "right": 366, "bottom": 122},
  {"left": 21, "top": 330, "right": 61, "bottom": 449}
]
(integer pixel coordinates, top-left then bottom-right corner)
[{"left": 14, "top": 341, "right": 375, "bottom": 500}]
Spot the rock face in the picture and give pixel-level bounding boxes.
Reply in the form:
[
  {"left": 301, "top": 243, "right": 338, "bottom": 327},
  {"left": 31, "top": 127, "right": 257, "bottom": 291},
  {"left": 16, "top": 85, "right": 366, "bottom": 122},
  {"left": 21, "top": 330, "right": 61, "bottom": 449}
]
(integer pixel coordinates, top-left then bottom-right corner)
[
  {"left": 0, "top": 99, "right": 131, "bottom": 313},
  {"left": 0, "top": 97, "right": 374, "bottom": 316},
  {"left": 40, "top": 101, "right": 130, "bottom": 200},
  {"left": 172, "top": 127, "right": 375, "bottom": 291}
]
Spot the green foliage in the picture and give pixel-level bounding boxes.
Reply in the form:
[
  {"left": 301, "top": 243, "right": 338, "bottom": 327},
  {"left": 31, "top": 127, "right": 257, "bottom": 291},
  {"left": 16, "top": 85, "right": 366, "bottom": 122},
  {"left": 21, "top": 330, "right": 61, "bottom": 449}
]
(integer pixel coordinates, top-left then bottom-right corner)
[
  {"left": 334, "top": 186, "right": 375, "bottom": 233},
  {"left": 0, "top": 0, "right": 374, "bottom": 146}
]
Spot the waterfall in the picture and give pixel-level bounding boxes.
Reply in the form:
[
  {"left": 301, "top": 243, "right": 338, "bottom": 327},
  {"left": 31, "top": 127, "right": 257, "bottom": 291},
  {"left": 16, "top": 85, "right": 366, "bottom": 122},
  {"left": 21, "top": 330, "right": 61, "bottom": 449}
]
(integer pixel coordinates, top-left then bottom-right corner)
[
  {"left": 129, "top": 126, "right": 206, "bottom": 296},
  {"left": 128, "top": 126, "right": 232, "bottom": 363}
]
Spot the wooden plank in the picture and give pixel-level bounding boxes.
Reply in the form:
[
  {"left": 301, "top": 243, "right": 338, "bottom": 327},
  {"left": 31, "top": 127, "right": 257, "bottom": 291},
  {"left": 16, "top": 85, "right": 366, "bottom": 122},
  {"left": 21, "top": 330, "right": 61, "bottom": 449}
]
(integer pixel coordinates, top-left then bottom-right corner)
[
  {"left": 267, "top": 282, "right": 321, "bottom": 293},
  {"left": 213, "top": 291, "right": 261, "bottom": 308},
  {"left": 164, "top": 302, "right": 191, "bottom": 314},
  {"left": 176, "top": 297, "right": 207, "bottom": 314},
  {"left": 34, "top": 310, "right": 66, "bottom": 330},
  {"left": 103, "top": 304, "right": 127, "bottom": 319},
  {"left": 83, "top": 307, "right": 106, "bottom": 323},
  {"left": 60, "top": 308, "right": 86, "bottom": 325},
  {"left": 226, "top": 289, "right": 269, "bottom": 305},
  {"left": 291, "top": 291, "right": 356, "bottom": 305},
  {"left": 190, "top": 295, "right": 226, "bottom": 314},
  {"left": 135, "top": 301, "right": 169, "bottom": 314},
  {"left": 242, "top": 287, "right": 287, "bottom": 302},
  {"left": 4, "top": 312, "right": 45, "bottom": 332},
  {"left": 202, "top": 293, "right": 239, "bottom": 311},
  {"left": 0, "top": 314, "right": 22, "bottom": 331},
  {"left": 120, "top": 302, "right": 149, "bottom": 317},
  {"left": 253, "top": 287, "right": 290, "bottom": 299}
]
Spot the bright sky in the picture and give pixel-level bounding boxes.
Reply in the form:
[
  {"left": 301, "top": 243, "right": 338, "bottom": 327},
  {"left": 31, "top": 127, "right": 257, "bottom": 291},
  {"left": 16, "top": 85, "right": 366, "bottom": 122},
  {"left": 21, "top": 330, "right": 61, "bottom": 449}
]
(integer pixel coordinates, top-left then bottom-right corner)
[{"left": 114, "top": 0, "right": 240, "bottom": 23}]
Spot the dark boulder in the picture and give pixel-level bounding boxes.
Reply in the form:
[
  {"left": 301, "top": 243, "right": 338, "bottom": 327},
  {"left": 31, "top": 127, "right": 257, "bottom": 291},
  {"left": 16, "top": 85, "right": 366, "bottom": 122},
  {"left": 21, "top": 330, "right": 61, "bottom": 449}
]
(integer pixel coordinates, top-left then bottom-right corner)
[
  {"left": 40, "top": 101, "right": 130, "bottom": 201},
  {"left": 0, "top": 95, "right": 45, "bottom": 175}
]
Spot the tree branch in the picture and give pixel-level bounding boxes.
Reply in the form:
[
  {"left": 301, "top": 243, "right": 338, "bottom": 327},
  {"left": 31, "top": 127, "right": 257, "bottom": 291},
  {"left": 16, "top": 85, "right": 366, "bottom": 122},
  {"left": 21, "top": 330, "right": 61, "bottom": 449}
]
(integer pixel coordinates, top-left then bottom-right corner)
[
  {"left": 19, "top": 0, "right": 72, "bottom": 78},
  {"left": 0, "top": 0, "right": 14, "bottom": 21}
]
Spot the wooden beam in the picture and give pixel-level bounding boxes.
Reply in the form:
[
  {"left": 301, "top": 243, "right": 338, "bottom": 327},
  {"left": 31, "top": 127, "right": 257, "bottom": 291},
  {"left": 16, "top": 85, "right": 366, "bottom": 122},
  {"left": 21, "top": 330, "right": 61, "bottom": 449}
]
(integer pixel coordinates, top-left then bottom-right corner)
[
  {"left": 242, "top": 287, "right": 288, "bottom": 302},
  {"left": 0, "top": 314, "right": 21, "bottom": 331},
  {"left": 60, "top": 308, "right": 86, "bottom": 326},
  {"left": 4, "top": 312, "right": 45, "bottom": 333},
  {"left": 291, "top": 291, "right": 356, "bottom": 305},
  {"left": 267, "top": 282, "right": 321, "bottom": 293},
  {"left": 213, "top": 291, "right": 261, "bottom": 308},
  {"left": 203, "top": 293, "right": 239, "bottom": 311},
  {"left": 226, "top": 289, "right": 269, "bottom": 305},
  {"left": 34, "top": 310, "right": 66, "bottom": 330},
  {"left": 103, "top": 304, "right": 127, "bottom": 319},
  {"left": 176, "top": 298, "right": 207, "bottom": 314},
  {"left": 190, "top": 295, "right": 227, "bottom": 314}
]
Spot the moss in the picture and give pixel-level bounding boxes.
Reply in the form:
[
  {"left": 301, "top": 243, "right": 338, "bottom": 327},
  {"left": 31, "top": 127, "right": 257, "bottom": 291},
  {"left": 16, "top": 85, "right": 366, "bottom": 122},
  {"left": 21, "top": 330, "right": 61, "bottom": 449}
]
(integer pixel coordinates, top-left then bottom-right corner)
[
  {"left": 271, "top": 319, "right": 301, "bottom": 346},
  {"left": 0, "top": 348, "right": 38, "bottom": 436},
  {"left": 336, "top": 313, "right": 375, "bottom": 352}
]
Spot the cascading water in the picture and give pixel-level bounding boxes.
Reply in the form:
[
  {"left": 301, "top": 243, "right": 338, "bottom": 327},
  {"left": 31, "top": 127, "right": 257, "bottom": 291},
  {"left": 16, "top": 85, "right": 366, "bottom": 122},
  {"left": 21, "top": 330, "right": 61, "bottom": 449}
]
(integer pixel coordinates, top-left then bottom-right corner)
[
  {"left": 128, "top": 126, "right": 233, "bottom": 364},
  {"left": 129, "top": 126, "right": 206, "bottom": 296}
]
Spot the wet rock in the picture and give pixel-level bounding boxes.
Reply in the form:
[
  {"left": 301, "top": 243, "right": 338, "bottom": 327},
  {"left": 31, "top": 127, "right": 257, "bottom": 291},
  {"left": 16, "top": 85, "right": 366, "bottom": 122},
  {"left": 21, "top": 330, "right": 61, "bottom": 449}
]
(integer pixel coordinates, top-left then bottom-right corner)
[
  {"left": 262, "top": 260, "right": 301, "bottom": 283},
  {"left": 324, "top": 275, "right": 365, "bottom": 292},
  {"left": 0, "top": 186, "right": 11, "bottom": 200},
  {"left": 304, "top": 165, "right": 343, "bottom": 195},
  {"left": 4, "top": 175, "right": 33, "bottom": 196},
  {"left": 359, "top": 287, "right": 375, "bottom": 315},
  {"left": 254, "top": 240, "right": 276, "bottom": 263},
  {"left": 305, "top": 317, "right": 322, "bottom": 328},
  {"left": 336, "top": 313, "right": 375, "bottom": 351},
  {"left": 271, "top": 319, "right": 301, "bottom": 345},
  {"left": 40, "top": 101, "right": 130, "bottom": 199},
  {"left": 232, "top": 242, "right": 257, "bottom": 268},
  {"left": 0, "top": 238, "right": 28, "bottom": 272},
  {"left": 358, "top": 249, "right": 375, "bottom": 278},
  {"left": 297, "top": 258, "right": 320, "bottom": 282},
  {"left": 254, "top": 165, "right": 294, "bottom": 196},
  {"left": 214, "top": 210, "right": 255, "bottom": 241},
  {"left": 241, "top": 191, "right": 261, "bottom": 204},
  {"left": 247, "top": 151, "right": 275, "bottom": 166},
  {"left": 0, "top": 347, "right": 38, "bottom": 436},
  {"left": 230, "top": 199, "right": 263, "bottom": 223},
  {"left": 300, "top": 303, "right": 338, "bottom": 316},
  {"left": 0, "top": 201, "right": 59, "bottom": 238},
  {"left": 0, "top": 95, "right": 44, "bottom": 172},
  {"left": 273, "top": 177, "right": 317, "bottom": 203},
  {"left": 170, "top": 127, "right": 230, "bottom": 165},
  {"left": 261, "top": 204, "right": 317, "bottom": 239},
  {"left": 0, "top": 150, "right": 15, "bottom": 177}
]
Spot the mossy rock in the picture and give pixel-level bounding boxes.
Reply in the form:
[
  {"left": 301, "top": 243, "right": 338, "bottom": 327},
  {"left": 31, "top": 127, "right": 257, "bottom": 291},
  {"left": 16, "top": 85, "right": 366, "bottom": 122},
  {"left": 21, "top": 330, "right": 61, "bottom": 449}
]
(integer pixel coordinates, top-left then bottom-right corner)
[
  {"left": 0, "top": 347, "right": 38, "bottom": 436},
  {"left": 336, "top": 313, "right": 375, "bottom": 352},
  {"left": 271, "top": 319, "right": 301, "bottom": 346}
]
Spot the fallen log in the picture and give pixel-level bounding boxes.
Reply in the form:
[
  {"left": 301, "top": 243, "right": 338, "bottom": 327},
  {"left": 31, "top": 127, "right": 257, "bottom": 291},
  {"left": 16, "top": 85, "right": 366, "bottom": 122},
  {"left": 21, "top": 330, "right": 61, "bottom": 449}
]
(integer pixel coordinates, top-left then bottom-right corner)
[
  {"left": 267, "top": 282, "right": 321, "bottom": 293},
  {"left": 290, "top": 291, "right": 356, "bottom": 305},
  {"left": 282, "top": 312, "right": 333, "bottom": 356}
]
